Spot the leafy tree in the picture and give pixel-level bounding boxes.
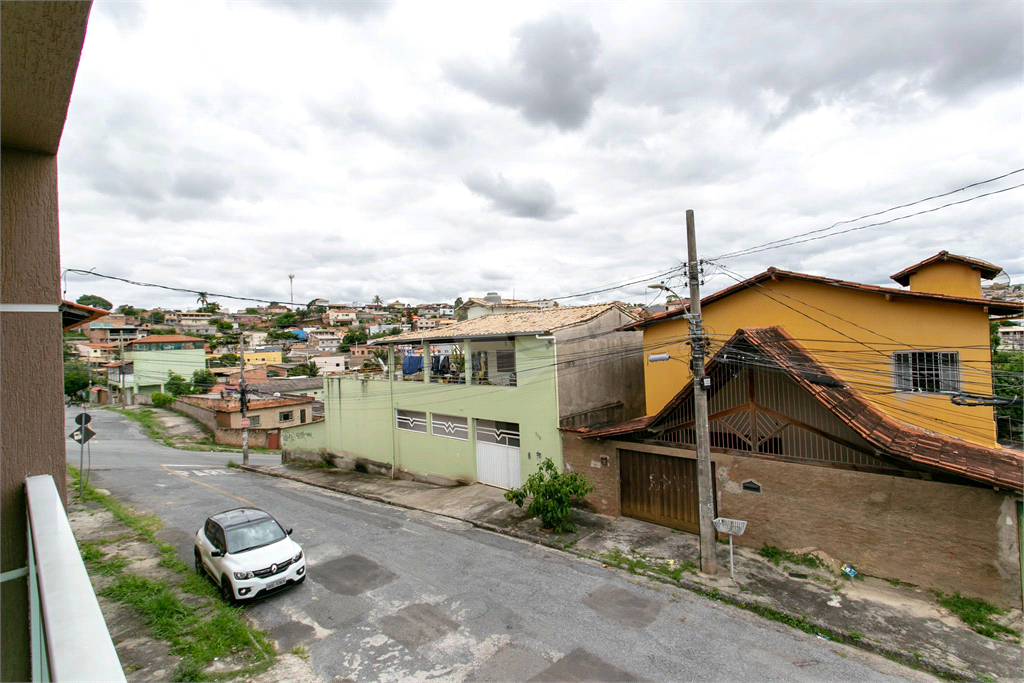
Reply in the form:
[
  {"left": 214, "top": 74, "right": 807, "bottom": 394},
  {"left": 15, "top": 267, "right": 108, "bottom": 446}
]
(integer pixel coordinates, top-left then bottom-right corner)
[
  {"left": 217, "top": 353, "right": 240, "bottom": 367},
  {"left": 372, "top": 295, "right": 383, "bottom": 305},
  {"left": 117, "top": 304, "right": 141, "bottom": 317},
  {"left": 266, "top": 328, "right": 299, "bottom": 342},
  {"left": 453, "top": 297, "right": 463, "bottom": 309},
  {"left": 164, "top": 371, "right": 195, "bottom": 397},
  {"left": 343, "top": 329, "right": 368, "bottom": 345},
  {"left": 287, "top": 361, "right": 319, "bottom": 377},
  {"left": 504, "top": 458, "right": 594, "bottom": 533},
  {"left": 214, "top": 319, "right": 234, "bottom": 332},
  {"left": 149, "top": 310, "right": 165, "bottom": 324},
  {"left": 76, "top": 294, "right": 112, "bottom": 310},
  {"left": 197, "top": 301, "right": 221, "bottom": 314},
  {"left": 245, "top": 308, "right": 258, "bottom": 315},
  {"left": 192, "top": 369, "right": 217, "bottom": 393},
  {"left": 64, "top": 361, "right": 91, "bottom": 397},
  {"left": 274, "top": 312, "right": 299, "bottom": 328},
  {"left": 993, "top": 350, "right": 1023, "bottom": 443}
]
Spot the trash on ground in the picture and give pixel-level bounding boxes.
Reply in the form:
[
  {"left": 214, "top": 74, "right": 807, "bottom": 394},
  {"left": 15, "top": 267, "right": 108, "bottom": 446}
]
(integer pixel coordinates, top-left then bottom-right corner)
[{"left": 840, "top": 563, "right": 858, "bottom": 578}]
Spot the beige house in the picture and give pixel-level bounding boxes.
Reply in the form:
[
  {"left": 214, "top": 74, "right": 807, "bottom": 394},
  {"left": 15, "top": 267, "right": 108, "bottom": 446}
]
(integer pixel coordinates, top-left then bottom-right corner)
[{"left": 175, "top": 394, "right": 319, "bottom": 449}]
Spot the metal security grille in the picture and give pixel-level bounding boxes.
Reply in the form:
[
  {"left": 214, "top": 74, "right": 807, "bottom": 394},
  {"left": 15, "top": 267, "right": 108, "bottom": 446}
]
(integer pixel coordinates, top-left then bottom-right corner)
[
  {"left": 431, "top": 413, "right": 468, "bottom": 440},
  {"left": 396, "top": 409, "right": 428, "bottom": 433},
  {"left": 893, "top": 351, "right": 959, "bottom": 393},
  {"left": 475, "top": 419, "right": 520, "bottom": 447},
  {"left": 496, "top": 350, "right": 516, "bottom": 373}
]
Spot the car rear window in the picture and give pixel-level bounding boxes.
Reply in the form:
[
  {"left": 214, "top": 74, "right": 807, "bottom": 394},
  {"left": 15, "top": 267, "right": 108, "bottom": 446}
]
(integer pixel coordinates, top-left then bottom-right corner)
[{"left": 225, "top": 518, "right": 286, "bottom": 554}]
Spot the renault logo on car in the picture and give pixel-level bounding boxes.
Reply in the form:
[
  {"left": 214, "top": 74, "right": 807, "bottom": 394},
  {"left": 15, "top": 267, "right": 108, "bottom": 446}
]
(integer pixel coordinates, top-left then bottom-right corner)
[{"left": 271, "top": 564, "right": 278, "bottom": 573}]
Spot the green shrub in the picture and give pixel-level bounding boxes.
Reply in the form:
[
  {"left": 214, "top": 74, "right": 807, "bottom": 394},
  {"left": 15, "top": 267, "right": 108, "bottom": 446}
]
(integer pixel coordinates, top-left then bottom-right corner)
[
  {"left": 504, "top": 458, "right": 594, "bottom": 533},
  {"left": 152, "top": 392, "right": 175, "bottom": 408}
]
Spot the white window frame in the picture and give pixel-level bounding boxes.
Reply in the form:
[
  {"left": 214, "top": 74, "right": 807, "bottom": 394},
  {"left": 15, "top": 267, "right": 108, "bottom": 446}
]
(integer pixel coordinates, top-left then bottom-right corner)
[
  {"left": 396, "top": 409, "right": 428, "bottom": 433},
  {"left": 892, "top": 351, "right": 960, "bottom": 394}
]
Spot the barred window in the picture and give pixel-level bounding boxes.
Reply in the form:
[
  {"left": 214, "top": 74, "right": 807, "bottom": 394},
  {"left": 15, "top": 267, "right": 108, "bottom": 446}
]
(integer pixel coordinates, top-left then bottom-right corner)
[
  {"left": 431, "top": 413, "right": 468, "bottom": 440},
  {"left": 496, "top": 350, "right": 516, "bottom": 374},
  {"left": 893, "top": 351, "right": 959, "bottom": 393},
  {"left": 396, "top": 409, "right": 428, "bottom": 433}
]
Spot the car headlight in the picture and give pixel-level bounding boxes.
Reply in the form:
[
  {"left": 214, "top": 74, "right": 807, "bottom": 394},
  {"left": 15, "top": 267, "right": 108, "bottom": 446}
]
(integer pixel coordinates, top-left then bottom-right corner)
[
  {"left": 234, "top": 571, "right": 254, "bottom": 580},
  {"left": 292, "top": 550, "right": 303, "bottom": 563}
]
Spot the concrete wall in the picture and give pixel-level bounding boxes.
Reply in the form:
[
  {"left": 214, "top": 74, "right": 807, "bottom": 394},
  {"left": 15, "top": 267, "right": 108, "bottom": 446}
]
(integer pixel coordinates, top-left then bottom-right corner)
[
  {"left": 565, "top": 436, "right": 1022, "bottom": 609},
  {"left": 127, "top": 347, "right": 206, "bottom": 392},
  {"left": 555, "top": 310, "right": 645, "bottom": 426},
  {"left": 281, "top": 419, "right": 329, "bottom": 452},
  {"left": 215, "top": 428, "right": 269, "bottom": 448}
]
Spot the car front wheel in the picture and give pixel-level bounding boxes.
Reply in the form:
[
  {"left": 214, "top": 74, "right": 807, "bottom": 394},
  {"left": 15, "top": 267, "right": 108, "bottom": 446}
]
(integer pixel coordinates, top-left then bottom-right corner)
[{"left": 220, "top": 575, "right": 235, "bottom": 604}]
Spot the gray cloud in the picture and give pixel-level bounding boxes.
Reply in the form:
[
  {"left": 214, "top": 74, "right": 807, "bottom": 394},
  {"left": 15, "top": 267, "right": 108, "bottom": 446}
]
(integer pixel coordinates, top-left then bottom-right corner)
[
  {"left": 606, "top": 2, "right": 1022, "bottom": 129},
  {"left": 260, "top": 0, "right": 392, "bottom": 22},
  {"left": 308, "top": 99, "right": 468, "bottom": 150},
  {"left": 446, "top": 13, "right": 607, "bottom": 131},
  {"left": 463, "top": 171, "right": 573, "bottom": 221},
  {"left": 172, "top": 171, "right": 235, "bottom": 202}
]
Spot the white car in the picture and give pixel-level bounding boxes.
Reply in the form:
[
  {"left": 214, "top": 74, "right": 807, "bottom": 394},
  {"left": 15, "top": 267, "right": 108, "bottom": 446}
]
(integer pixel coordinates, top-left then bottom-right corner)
[{"left": 194, "top": 507, "right": 306, "bottom": 602}]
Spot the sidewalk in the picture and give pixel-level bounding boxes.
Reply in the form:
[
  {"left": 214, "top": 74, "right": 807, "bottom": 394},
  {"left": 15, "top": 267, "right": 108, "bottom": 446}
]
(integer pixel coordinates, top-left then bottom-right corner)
[{"left": 242, "top": 462, "right": 1023, "bottom": 682}]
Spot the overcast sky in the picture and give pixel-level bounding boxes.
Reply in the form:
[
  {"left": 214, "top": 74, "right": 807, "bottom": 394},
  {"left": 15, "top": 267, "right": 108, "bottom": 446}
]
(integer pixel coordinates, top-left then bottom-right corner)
[{"left": 57, "top": 0, "right": 1023, "bottom": 312}]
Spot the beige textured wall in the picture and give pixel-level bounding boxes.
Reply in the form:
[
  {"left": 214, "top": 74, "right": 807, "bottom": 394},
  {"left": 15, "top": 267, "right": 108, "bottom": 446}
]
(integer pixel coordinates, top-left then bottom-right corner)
[
  {"left": 1, "top": 149, "right": 67, "bottom": 681},
  {"left": 564, "top": 436, "right": 1021, "bottom": 608}
]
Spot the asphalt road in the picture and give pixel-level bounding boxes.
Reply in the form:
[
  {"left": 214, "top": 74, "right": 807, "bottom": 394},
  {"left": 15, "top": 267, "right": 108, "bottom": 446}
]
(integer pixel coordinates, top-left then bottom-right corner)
[{"left": 67, "top": 407, "right": 930, "bottom": 683}]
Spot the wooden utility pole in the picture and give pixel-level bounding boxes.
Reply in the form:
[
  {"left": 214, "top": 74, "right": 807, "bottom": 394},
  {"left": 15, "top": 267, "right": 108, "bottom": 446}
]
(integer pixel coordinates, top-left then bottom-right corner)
[
  {"left": 686, "top": 209, "right": 719, "bottom": 575},
  {"left": 239, "top": 349, "right": 249, "bottom": 465}
]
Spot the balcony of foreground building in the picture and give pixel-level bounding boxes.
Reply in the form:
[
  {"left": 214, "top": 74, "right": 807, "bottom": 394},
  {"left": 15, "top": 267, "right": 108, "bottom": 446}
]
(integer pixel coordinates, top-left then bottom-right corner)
[{"left": 0, "top": 475, "right": 125, "bottom": 682}]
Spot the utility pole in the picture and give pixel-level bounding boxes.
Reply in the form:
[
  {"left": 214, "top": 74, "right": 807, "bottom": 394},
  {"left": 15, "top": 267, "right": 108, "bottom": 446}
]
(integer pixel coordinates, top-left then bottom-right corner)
[
  {"left": 239, "top": 348, "right": 249, "bottom": 465},
  {"left": 120, "top": 339, "right": 127, "bottom": 407},
  {"left": 686, "top": 209, "right": 719, "bottom": 575}
]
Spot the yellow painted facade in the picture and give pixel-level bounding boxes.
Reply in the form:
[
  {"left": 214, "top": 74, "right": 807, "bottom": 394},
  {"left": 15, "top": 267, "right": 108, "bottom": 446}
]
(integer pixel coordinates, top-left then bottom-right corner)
[
  {"left": 907, "top": 261, "right": 983, "bottom": 298},
  {"left": 244, "top": 349, "right": 282, "bottom": 365},
  {"left": 642, "top": 261, "right": 1001, "bottom": 448}
]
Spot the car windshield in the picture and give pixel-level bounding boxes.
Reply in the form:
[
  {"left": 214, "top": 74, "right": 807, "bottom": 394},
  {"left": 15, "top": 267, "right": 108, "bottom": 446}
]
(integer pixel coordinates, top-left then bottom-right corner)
[{"left": 224, "top": 518, "right": 286, "bottom": 554}]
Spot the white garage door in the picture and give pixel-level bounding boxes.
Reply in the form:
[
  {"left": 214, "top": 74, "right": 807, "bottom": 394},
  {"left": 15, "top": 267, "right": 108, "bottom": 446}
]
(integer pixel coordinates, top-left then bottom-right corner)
[{"left": 475, "top": 419, "right": 521, "bottom": 489}]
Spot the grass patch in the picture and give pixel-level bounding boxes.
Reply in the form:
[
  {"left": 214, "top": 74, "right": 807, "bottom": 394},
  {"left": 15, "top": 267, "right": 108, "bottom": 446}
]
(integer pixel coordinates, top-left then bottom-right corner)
[
  {"left": 68, "top": 465, "right": 275, "bottom": 678},
  {"left": 310, "top": 460, "right": 335, "bottom": 469},
  {"left": 598, "top": 548, "right": 697, "bottom": 581},
  {"left": 290, "top": 644, "right": 310, "bottom": 659},
  {"left": 848, "top": 629, "right": 864, "bottom": 642},
  {"left": 934, "top": 591, "right": 1019, "bottom": 640},
  {"left": 226, "top": 460, "right": 239, "bottom": 468},
  {"left": 95, "top": 555, "right": 131, "bottom": 576},
  {"left": 758, "top": 544, "right": 825, "bottom": 570}
]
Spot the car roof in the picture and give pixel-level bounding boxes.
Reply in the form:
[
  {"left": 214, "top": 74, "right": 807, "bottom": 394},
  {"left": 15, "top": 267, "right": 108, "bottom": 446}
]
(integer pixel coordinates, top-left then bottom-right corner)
[{"left": 209, "top": 507, "right": 273, "bottom": 529}]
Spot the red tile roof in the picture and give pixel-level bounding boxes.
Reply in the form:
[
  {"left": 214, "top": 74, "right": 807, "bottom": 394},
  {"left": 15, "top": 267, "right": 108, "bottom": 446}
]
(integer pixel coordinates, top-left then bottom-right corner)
[
  {"left": 890, "top": 251, "right": 1002, "bottom": 286},
  {"left": 126, "top": 334, "right": 206, "bottom": 345},
  {"left": 576, "top": 327, "right": 1023, "bottom": 491},
  {"left": 622, "top": 267, "right": 1023, "bottom": 330}
]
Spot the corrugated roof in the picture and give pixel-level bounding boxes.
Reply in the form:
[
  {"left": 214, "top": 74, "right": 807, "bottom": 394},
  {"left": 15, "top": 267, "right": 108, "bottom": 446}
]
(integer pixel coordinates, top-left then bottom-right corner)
[
  {"left": 890, "top": 251, "right": 1002, "bottom": 286},
  {"left": 577, "top": 327, "right": 1023, "bottom": 491},
  {"left": 623, "top": 266, "right": 1023, "bottom": 330},
  {"left": 372, "top": 304, "right": 635, "bottom": 344},
  {"left": 248, "top": 377, "right": 324, "bottom": 393}
]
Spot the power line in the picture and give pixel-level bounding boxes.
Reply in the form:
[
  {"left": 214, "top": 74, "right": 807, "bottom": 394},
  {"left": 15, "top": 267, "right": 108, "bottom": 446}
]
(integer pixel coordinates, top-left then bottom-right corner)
[
  {"left": 63, "top": 269, "right": 303, "bottom": 308},
  {"left": 713, "top": 174, "right": 1024, "bottom": 260}
]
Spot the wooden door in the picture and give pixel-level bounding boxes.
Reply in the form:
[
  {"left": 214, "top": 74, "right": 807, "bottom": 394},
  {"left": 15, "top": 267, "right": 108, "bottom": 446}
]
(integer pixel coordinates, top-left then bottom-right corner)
[
  {"left": 267, "top": 430, "right": 280, "bottom": 449},
  {"left": 619, "top": 449, "right": 716, "bottom": 533}
]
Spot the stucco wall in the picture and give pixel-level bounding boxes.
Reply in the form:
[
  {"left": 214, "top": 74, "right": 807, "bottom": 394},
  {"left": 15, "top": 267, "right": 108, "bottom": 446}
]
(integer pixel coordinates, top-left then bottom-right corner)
[
  {"left": 566, "top": 436, "right": 1021, "bottom": 608},
  {"left": 555, "top": 310, "right": 645, "bottom": 425},
  {"left": 323, "top": 335, "right": 561, "bottom": 484},
  {"left": 215, "top": 428, "right": 269, "bottom": 448},
  {"left": 172, "top": 398, "right": 218, "bottom": 432},
  {"left": 126, "top": 347, "right": 206, "bottom": 391},
  {"left": 281, "top": 419, "right": 329, "bottom": 452}
]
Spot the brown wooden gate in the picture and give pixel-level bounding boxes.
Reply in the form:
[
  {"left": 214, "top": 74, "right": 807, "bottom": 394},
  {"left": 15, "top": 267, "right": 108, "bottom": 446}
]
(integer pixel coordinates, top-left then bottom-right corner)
[
  {"left": 619, "top": 449, "right": 716, "bottom": 533},
  {"left": 267, "top": 430, "right": 280, "bottom": 449}
]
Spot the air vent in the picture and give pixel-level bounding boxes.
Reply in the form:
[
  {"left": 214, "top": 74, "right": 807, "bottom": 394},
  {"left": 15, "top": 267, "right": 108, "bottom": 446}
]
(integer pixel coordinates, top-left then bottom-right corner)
[{"left": 742, "top": 480, "right": 761, "bottom": 493}]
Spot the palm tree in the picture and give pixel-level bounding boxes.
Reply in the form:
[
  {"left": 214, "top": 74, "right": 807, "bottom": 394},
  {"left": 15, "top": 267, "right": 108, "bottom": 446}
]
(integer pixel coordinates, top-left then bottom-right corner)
[{"left": 372, "top": 295, "right": 383, "bottom": 306}]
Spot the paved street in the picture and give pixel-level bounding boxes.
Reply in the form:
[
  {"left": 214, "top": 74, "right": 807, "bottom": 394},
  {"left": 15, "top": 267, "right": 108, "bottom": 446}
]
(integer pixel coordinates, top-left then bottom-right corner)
[{"left": 67, "top": 408, "right": 931, "bottom": 682}]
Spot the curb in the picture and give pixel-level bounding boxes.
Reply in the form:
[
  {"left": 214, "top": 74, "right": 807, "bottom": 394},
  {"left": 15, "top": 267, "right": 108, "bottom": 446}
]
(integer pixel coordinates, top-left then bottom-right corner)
[{"left": 239, "top": 464, "right": 980, "bottom": 682}]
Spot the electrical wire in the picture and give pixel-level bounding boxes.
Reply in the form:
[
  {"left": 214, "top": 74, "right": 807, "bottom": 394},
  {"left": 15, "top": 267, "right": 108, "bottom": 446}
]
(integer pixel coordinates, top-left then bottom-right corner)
[{"left": 712, "top": 169, "right": 1024, "bottom": 260}]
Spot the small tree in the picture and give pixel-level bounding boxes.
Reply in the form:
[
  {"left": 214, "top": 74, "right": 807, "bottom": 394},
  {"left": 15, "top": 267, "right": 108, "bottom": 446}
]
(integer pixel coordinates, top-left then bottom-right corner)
[
  {"left": 504, "top": 459, "right": 595, "bottom": 533},
  {"left": 218, "top": 352, "right": 240, "bottom": 367},
  {"left": 164, "top": 371, "right": 194, "bottom": 397},
  {"left": 64, "top": 361, "right": 90, "bottom": 398},
  {"left": 274, "top": 312, "right": 299, "bottom": 328},
  {"left": 288, "top": 361, "right": 319, "bottom": 377},
  {"left": 192, "top": 369, "right": 216, "bottom": 393},
  {"left": 149, "top": 310, "right": 165, "bottom": 324}
]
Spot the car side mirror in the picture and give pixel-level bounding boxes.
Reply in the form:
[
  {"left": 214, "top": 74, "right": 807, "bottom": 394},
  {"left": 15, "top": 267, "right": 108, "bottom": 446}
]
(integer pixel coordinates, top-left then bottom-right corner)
[
  {"left": 210, "top": 549, "right": 223, "bottom": 557},
  {"left": 287, "top": 528, "right": 293, "bottom": 535}
]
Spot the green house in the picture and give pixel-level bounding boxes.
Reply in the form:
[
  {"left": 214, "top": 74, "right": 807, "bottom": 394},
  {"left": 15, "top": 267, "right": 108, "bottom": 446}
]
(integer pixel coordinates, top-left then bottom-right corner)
[
  {"left": 123, "top": 334, "right": 206, "bottom": 402},
  {"left": 288, "top": 304, "right": 645, "bottom": 488}
]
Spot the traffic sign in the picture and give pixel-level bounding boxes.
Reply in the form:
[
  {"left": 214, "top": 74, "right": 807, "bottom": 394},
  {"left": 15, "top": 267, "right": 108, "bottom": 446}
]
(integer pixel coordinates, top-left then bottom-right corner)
[
  {"left": 239, "top": 418, "right": 250, "bottom": 428},
  {"left": 75, "top": 412, "right": 92, "bottom": 426},
  {"left": 70, "top": 425, "right": 97, "bottom": 444}
]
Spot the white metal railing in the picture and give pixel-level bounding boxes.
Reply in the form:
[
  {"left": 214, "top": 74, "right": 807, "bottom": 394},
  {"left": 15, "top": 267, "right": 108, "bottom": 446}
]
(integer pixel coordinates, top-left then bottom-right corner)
[{"left": 24, "top": 475, "right": 126, "bottom": 682}]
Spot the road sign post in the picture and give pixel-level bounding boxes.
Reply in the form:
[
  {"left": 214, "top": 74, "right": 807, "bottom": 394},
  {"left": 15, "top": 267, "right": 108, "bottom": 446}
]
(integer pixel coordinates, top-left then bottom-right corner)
[
  {"left": 239, "top": 418, "right": 250, "bottom": 428},
  {"left": 70, "top": 412, "right": 96, "bottom": 495},
  {"left": 713, "top": 517, "right": 747, "bottom": 579}
]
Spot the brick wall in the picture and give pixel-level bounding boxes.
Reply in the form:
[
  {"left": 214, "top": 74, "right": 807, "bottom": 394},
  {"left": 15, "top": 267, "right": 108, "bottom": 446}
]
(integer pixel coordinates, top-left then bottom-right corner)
[
  {"left": 560, "top": 434, "right": 1021, "bottom": 608},
  {"left": 214, "top": 428, "right": 268, "bottom": 448}
]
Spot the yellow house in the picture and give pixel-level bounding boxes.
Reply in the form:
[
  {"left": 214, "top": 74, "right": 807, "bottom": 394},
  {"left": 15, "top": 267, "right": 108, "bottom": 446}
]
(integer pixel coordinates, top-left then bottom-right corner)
[
  {"left": 637, "top": 251, "right": 1019, "bottom": 448},
  {"left": 244, "top": 347, "right": 283, "bottom": 365},
  {"left": 563, "top": 251, "right": 1022, "bottom": 608}
]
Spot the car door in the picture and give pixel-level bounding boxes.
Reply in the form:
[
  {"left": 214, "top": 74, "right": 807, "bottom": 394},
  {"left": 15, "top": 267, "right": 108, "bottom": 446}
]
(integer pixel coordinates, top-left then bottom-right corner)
[
  {"left": 200, "top": 520, "right": 220, "bottom": 576},
  {"left": 209, "top": 523, "right": 227, "bottom": 582}
]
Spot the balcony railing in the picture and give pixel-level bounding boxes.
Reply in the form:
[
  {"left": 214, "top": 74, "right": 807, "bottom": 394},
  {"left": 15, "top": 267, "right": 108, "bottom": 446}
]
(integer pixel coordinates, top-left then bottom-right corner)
[{"left": 23, "top": 475, "right": 126, "bottom": 682}]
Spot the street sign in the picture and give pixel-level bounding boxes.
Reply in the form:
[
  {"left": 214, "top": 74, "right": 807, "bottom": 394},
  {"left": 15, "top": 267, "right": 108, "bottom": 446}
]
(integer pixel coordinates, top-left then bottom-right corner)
[
  {"left": 75, "top": 412, "right": 92, "bottom": 426},
  {"left": 239, "top": 418, "right": 250, "bottom": 428},
  {"left": 70, "top": 425, "right": 97, "bottom": 444}
]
